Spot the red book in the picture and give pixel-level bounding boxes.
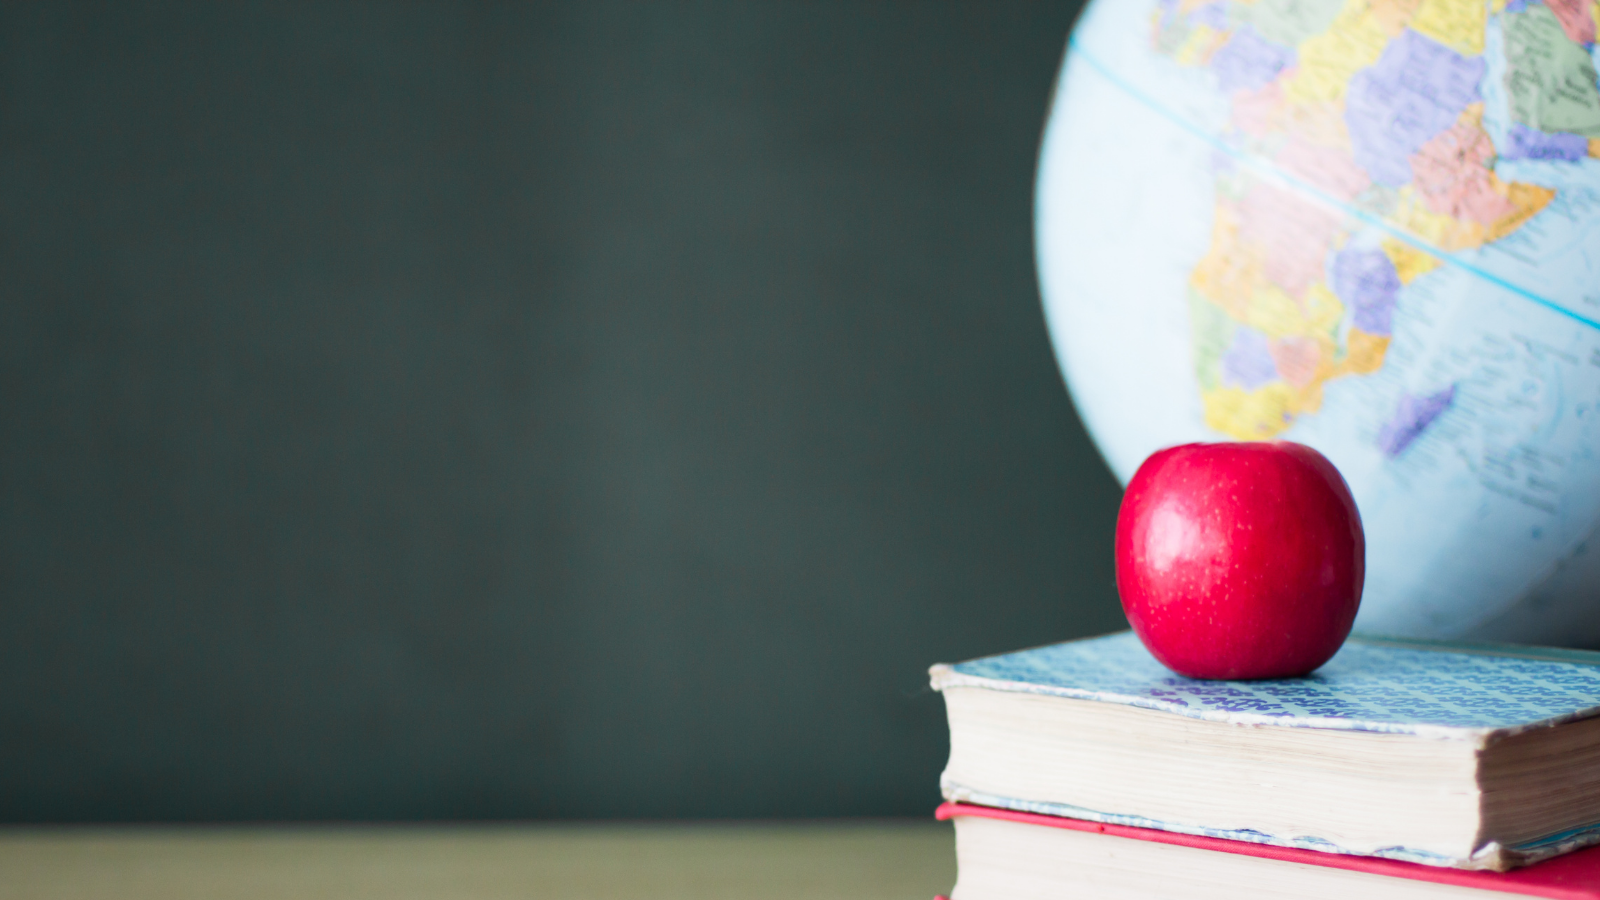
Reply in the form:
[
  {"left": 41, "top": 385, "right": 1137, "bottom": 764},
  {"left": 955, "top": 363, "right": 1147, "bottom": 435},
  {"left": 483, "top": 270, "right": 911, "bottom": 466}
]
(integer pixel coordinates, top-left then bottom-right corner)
[{"left": 936, "top": 802, "right": 1600, "bottom": 900}]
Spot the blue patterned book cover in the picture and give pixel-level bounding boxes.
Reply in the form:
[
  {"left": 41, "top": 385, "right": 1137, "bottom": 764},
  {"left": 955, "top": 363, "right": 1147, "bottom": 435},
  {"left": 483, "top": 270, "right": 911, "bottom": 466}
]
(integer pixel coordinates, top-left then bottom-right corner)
[
  {"left": 934, "top": 630, "right": 1600, "bottom": 738},
  {"left": 931, "top": 631, "right": 1600, "bottom": 867}
]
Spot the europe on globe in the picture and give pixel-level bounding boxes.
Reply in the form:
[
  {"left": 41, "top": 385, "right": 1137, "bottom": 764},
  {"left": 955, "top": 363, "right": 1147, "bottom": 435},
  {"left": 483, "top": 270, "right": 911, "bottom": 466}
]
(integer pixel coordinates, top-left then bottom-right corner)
[{"left": 1037, "top": 0, "right": 1600, "bottom": 644}]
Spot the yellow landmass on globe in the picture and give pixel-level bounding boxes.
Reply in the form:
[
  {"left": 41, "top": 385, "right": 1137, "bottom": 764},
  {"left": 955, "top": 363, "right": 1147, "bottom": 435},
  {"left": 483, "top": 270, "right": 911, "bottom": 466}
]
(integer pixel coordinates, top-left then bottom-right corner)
[
  {"left": 1201, "top": 327, "right": 1389, "bottom": 439},
  {"left": 1282, "top": 2, "right": 1390, "bottom": 105},
  {"left": 1381, "top": 238, "right": 1443, "bottom": 284},
  {"left": 1410, "top": 0, "right": 1487, "bottom": 55},
  {"left": 1204, "top": 384, "right": 1299, "bottom": 439},
  {"left": 1174, "top": 24, "right": 1229, "bottom": 65}
]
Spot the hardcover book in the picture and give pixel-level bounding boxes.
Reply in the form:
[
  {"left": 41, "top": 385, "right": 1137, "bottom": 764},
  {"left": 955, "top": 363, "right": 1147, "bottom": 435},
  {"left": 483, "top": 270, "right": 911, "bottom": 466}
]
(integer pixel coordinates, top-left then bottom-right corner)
[
  {"left": 931, "top": 631, "right": 1600, "bottom": 870},
  {"left": 937, "top": 802, "right": 1600, "bottom": 900}
]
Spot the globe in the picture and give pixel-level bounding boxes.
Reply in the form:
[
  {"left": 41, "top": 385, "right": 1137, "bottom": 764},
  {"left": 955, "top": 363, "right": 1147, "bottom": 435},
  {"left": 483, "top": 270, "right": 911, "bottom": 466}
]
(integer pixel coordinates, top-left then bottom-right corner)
[{"left": 1037, "top": 0, "right": 1600, "bottom": 644}]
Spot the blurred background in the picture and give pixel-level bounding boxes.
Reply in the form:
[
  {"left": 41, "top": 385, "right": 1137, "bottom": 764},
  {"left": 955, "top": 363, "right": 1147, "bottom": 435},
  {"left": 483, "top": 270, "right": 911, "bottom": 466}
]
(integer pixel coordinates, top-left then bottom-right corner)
[{"left": 0, "top": 0, "right": 1122, "bottom": 824}]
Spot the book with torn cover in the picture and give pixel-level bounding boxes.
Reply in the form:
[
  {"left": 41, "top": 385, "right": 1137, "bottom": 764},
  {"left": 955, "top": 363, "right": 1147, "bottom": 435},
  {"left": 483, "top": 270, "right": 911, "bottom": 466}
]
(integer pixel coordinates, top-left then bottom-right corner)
[
  {"left": 936, "top": 802, "right": 1600, "bottom": 900},
  {"left": 931, "top": 631, "right": 1600, "bottom": 870}
]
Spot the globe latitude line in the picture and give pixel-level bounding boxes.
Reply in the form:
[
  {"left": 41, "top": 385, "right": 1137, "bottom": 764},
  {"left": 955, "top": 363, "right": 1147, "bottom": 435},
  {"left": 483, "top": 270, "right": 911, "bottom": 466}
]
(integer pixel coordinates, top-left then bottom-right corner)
[{"left": 1063, "top": 35, "right": 1600, "bottom": 334}]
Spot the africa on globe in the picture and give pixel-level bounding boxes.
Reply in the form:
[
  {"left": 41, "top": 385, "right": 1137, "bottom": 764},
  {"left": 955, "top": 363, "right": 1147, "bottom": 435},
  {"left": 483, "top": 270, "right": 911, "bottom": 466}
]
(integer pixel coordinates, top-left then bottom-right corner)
[{"left": 1037, "top": 0, "right": 1600, "bottom": 644}]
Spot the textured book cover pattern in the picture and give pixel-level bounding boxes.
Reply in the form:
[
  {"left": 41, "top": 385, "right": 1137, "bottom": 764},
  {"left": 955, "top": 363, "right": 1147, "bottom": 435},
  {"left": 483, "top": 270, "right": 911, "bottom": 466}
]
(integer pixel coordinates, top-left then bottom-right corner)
[{"left": 933, "top": 632, "right": 1600, "bottom": 866}]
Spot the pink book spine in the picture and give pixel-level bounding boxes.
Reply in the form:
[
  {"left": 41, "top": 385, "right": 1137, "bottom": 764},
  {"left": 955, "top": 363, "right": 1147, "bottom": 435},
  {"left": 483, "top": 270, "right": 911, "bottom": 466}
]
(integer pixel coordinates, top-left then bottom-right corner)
[{"left": 937, "top": 802, "right": 1600, "bottom": 900}]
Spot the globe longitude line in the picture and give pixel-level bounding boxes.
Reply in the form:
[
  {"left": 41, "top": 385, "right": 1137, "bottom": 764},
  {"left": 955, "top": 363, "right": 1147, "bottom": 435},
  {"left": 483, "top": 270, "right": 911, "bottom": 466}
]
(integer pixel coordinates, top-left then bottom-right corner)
[{"left": 1062, "top": 36, "right": 1600, "bottom": 333}]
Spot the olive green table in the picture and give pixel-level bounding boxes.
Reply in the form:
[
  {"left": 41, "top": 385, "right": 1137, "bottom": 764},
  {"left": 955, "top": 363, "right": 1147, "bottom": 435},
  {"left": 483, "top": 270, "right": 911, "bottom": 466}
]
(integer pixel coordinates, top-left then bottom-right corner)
[{"left": 0, "top": 820, "right": 955, "bottom": 900}]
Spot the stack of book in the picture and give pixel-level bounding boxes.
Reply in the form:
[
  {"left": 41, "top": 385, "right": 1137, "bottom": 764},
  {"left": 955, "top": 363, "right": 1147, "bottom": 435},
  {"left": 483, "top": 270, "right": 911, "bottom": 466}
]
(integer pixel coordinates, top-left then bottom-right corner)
[{"left": 930, "top": 631, "right": 1600, "bottom": 899}]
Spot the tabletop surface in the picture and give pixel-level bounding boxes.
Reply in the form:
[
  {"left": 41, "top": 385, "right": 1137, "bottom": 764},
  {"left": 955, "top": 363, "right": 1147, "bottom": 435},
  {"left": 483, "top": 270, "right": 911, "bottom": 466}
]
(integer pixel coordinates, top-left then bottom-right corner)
[{"left": 0, "top": 820, "right": 954, "bottom": 900}]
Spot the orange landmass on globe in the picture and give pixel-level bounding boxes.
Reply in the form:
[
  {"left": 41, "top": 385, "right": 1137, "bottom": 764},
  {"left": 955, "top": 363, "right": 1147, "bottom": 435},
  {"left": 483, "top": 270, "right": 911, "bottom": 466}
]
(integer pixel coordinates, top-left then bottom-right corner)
[{"left": 1372, "top": 0, "right": 1427, "bottom": 36}]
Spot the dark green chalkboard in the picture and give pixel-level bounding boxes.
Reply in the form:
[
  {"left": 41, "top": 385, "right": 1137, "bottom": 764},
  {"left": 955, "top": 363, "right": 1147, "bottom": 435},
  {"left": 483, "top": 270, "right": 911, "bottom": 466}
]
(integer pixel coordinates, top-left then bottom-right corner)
[{"left": 0, "top": 0, "right": 1119, "bottom": 822}]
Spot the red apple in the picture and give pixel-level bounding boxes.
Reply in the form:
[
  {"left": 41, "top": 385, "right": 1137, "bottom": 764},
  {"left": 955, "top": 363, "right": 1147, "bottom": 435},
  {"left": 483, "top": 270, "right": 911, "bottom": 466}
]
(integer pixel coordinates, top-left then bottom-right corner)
[{"left": 1115, "top": 441, "right": 1364, "bottom": 680}]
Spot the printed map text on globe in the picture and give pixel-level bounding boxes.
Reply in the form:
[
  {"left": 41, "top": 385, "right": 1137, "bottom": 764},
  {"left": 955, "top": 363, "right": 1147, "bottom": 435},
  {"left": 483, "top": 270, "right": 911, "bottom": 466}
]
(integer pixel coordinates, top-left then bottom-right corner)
[{"left": 1037, "top": 0, "right": 1600, "bottom": 643}]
